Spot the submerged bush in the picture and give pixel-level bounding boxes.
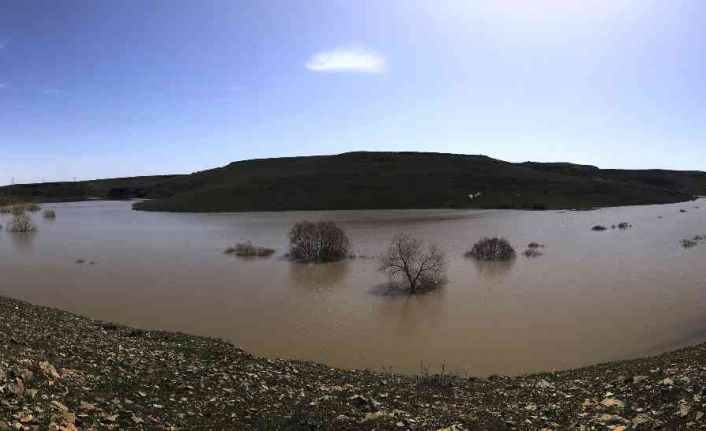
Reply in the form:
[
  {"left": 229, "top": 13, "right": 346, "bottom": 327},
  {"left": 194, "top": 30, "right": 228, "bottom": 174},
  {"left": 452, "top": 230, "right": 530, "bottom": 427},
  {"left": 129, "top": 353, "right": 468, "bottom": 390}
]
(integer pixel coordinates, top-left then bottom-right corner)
[
  {"left": 617, "top": 222, "right": 630, "bottom": 229},
  {"left": 681, "top": 239, "right": 698, "bottom": 249},
  {"left": 7, "top": 213, "right": 36, "bottom": 233},
  {"left": 591, "top": 225, "right": 607, "bottom": 231},
  {"left": 289, "top": 221, "right": 350, "bottom": 263},
  {"left": 379, "top": 234, "right": 446, "bottom": 294},
  {"left": 43, "top": 209, "right": 56, "bottom": 219},
  {"left": 465, "top": 237, "right": 516, "bottom": 261},
  {"left": 225, "top": 242, "right": 276, "bottom": 257},
  {"left": 10, "top": 205, "right": 26, "bottom": 216},
  {"left": 523, "top": 248, "right": 543, "bottom": 258},
  {"left": 25, "top": 203, "right": 41, "bottom": 212},
  {"left": 527, "top": 242, "right": 544, "bottom": 249}
]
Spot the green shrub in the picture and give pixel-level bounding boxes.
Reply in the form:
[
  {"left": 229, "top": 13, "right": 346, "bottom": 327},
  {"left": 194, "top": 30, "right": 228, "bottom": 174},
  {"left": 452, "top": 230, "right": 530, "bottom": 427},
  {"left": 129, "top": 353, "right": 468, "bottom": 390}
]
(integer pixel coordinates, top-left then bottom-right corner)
[{"left": 43, "top": 209, "right": 56, "bottom": 219}]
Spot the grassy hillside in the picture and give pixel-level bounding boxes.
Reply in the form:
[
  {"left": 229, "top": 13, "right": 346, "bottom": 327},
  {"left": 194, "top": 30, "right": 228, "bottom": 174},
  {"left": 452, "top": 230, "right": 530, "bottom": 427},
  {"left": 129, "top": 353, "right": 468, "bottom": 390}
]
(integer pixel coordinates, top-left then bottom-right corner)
[
  {"left": 0, "top": 175, "right": 183, "bottom": 204},
  {"left": 1, "top": 152, "right": 704, "bottom": 212}
]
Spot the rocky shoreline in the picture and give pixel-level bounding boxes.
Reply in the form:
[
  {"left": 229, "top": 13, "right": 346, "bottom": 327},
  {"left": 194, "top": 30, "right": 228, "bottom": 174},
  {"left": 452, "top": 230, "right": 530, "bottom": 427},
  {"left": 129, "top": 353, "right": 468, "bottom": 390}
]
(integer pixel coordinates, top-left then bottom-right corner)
[{"left": 1, "top": 295, "right": 705, "bottom": 430}]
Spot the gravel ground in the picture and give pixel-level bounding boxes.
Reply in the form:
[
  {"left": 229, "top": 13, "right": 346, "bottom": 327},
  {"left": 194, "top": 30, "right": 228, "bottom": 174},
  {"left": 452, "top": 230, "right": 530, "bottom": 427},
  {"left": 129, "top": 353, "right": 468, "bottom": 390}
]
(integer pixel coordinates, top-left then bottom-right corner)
[{"left": 1, "top": 295, "right": 706, "bottom": 430}]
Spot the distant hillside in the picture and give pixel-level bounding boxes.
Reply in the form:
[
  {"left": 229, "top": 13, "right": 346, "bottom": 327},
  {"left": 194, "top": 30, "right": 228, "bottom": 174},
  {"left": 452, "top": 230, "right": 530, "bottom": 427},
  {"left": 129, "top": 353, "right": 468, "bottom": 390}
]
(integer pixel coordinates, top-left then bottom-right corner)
[
  {"left": 1, "top": 152, "right": 704, "bottom": 212},
  {"left": 0, "top": 175, "right": 183, "bottom": 204}
]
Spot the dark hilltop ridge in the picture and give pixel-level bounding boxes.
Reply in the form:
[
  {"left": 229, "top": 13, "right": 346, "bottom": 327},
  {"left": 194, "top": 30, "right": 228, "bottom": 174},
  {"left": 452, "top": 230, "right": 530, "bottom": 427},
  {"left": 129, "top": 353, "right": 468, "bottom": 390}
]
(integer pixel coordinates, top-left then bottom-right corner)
[
  {"left": 2, "top": 152, "right": 705, "bottom": 212},
  {"left": 2, "top": 294, "right": 706, "bottom": 430}
]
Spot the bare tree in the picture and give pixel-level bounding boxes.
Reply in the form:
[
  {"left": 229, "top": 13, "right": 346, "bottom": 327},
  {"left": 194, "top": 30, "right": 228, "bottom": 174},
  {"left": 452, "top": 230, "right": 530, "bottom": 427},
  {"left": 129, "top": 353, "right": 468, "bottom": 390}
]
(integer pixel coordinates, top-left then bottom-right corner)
[{"left": 379, "top": 234, "right": 446, "bottom": 294}]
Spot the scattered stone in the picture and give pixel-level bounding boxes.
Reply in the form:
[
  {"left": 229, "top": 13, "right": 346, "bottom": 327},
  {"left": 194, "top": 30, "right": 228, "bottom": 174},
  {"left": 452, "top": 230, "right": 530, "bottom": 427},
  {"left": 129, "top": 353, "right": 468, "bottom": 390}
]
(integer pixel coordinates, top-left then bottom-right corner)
[
  {"left": 600, "top": 398, "right": 625, "bottom": 409},
  {"left": 632, "top": 413, "right": 653, "bottom": 428},
  {"left": 39, "top": 361, "right": 60, "bottom": 380}
]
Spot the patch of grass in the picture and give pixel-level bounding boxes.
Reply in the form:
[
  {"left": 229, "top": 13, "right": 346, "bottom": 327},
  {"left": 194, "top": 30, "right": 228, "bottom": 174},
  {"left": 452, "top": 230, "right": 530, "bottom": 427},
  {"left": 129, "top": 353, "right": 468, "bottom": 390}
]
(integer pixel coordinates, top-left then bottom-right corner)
[
  {"left": 416, "top": 362, "right": 457, "bottom": 391},
  {"left": 225, "top": 242, "right": 276, "bottom": 257},
  {"left": 465, "top": 237, "right": 516, "bottom": 261}
]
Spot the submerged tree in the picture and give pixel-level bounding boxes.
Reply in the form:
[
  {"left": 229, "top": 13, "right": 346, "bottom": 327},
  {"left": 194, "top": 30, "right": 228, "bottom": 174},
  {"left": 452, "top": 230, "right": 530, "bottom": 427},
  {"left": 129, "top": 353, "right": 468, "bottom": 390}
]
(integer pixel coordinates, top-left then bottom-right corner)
[
  {"left": 379, "top": 234, "right": 446, "bottom": 294},
  {"left": 289, "top": 221, "right": 350, "bottom": 263}
]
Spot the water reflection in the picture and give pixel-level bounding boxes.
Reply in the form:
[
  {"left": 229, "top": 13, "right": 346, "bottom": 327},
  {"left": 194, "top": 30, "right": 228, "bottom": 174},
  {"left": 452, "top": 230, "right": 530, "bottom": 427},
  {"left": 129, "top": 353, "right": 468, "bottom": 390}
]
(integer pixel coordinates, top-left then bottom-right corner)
[
  {"left": 472, "top": 260, "right": 515, "bottom": 278},
  {"left": 373, "top": 287, "right": 447, "bottom": 333},
  {"left": 288, "top": 260, "right": 350, "bottom": 290},
  {"left": 8, "top": 231, "right": 37, "bottom": 253}
]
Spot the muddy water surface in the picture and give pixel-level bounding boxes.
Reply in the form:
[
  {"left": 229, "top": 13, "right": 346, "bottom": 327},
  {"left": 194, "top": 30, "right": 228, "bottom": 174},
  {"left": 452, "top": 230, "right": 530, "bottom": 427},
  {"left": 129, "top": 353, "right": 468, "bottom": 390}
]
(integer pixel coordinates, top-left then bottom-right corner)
[{"left": 1, "top": 200, "right": 705, "bottom": 376}]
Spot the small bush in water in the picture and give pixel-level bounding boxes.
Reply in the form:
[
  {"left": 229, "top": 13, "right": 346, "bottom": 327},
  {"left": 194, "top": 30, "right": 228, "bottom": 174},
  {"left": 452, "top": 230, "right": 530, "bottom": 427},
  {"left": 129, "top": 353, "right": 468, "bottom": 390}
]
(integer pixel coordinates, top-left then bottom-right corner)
[
  {"left": 523, "top": 248, "right": 543, "bottom": 258},
  {"left": 591, "top": 225, "right": 607, "bottom": 231},
  {"left": 681, "top": 239, "right": 698, "bottom": 249},
  {"left": 7, "top": 213, "right": 36, "bottom": 233},
  {"left": 225, "top": 242, "right": 276, "bottom": 257},
  {"left": 289, "top": 221, "right": 350, "bottom": 263},
  {"left": 43, "top": 209, "right": 56, "bottom": 219},
  {"left": 465, "top": 237, "right": 516, "bottom": 261}
]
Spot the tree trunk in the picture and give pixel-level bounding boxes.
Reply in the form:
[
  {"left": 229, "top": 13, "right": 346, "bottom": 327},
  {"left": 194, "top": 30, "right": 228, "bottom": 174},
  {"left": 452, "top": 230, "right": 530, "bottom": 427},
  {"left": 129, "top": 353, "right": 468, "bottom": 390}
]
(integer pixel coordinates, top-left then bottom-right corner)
[{"left": 408, "top": 273, "right": 416, "bottom": 293}]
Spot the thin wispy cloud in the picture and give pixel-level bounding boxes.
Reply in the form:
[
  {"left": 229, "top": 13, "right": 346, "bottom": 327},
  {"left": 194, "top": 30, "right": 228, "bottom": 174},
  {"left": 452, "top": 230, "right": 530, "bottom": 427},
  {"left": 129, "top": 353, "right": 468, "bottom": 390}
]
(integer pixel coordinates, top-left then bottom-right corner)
[
  {"left": 0, "top": 38, "right": 9, "bottom": 50},
  {"left": 306, "top": 47, "right": 387, "bottom": 74},
  {"left": 0, "top": 82, "right": 7, "bottom": 90}
]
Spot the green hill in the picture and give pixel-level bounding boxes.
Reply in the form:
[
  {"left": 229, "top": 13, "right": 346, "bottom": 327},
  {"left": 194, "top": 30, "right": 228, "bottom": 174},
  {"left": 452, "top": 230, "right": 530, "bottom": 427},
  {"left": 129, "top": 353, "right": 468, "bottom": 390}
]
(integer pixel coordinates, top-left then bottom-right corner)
[{"left": 1, "top": 152, "right": 704, "bottom": 212}]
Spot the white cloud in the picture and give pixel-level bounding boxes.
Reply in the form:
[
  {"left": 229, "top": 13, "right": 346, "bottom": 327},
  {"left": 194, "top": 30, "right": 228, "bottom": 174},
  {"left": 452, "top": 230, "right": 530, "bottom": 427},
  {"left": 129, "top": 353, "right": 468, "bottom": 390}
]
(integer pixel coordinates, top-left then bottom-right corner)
[{"left": 306, "top": 47, "right": 387, "bottom": 74}]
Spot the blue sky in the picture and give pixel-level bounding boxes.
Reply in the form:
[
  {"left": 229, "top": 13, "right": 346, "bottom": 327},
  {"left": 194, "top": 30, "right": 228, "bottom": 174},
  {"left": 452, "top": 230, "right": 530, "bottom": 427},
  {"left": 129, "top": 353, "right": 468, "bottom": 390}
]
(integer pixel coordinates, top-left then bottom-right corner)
[{"left": 0, "top": 0, "right": 704, "bottom": 185}]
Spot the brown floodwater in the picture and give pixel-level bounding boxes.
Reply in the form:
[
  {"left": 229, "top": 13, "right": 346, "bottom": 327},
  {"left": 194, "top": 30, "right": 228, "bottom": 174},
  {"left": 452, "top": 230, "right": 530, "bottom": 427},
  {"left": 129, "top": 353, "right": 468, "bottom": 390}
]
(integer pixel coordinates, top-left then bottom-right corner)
[{"left": 1, "top": 200, "right": 705, "bottom": 376}]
